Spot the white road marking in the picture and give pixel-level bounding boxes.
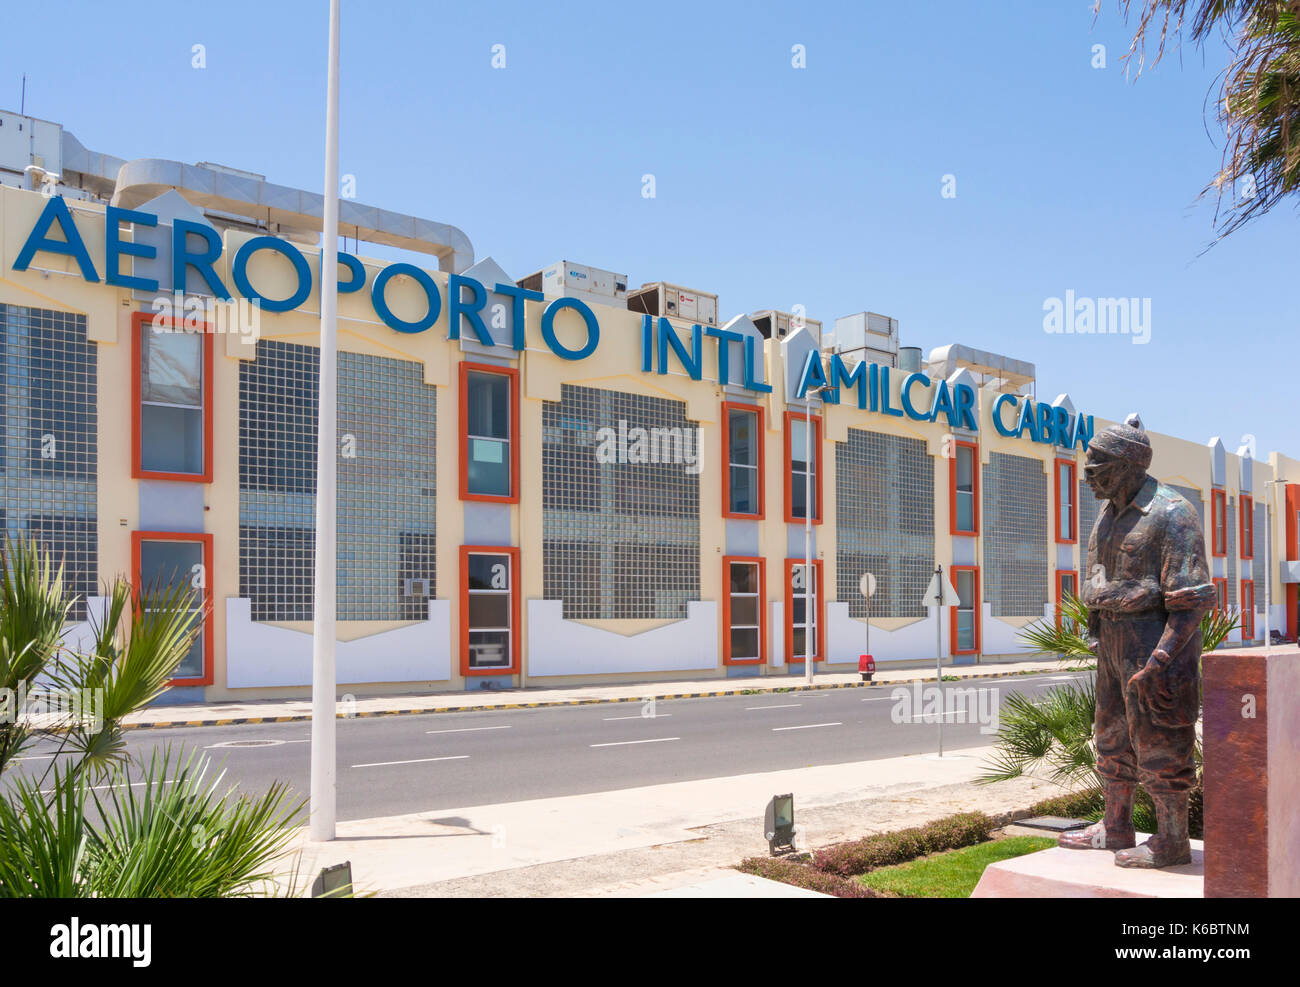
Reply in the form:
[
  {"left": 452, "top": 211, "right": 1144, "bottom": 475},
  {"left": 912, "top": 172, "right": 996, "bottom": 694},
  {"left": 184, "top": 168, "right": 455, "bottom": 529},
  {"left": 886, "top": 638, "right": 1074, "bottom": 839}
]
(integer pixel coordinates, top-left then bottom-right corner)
[
  {"left": 745, "top": 704, "right": 802, "bottom": 710},
  {"left": 589, "top": 737, "right": 680, "bottom": 748},
  {"left": 772, "top": 722, "right": 842, "bottom": 732},
  {"left": 352, "top": 755, "right": 470, "bottom": 768},
  {"left": 602, "top": 714, "right": 672, "bottom": 721},
  {"left": 41, "top": 779, "right": 180, "bottom": 795},
  {"left": 425, "top": 725, "right": 513, "bottom": 735}
]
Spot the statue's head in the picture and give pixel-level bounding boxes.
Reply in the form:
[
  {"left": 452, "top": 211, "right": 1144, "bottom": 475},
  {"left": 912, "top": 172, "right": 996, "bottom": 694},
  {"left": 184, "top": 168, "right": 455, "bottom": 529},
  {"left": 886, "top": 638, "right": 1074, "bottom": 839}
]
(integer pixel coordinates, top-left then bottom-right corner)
[{"left": 1084, "top": 414, "right": 1152, "bottom": 503}]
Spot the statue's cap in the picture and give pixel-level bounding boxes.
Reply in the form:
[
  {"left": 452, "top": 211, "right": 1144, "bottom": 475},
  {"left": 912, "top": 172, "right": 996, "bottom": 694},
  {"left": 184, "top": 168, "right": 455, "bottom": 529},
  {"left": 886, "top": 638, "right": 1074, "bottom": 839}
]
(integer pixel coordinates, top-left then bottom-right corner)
[{"left": 1090, "top": 413, "right": 1152, "bottom": 469}]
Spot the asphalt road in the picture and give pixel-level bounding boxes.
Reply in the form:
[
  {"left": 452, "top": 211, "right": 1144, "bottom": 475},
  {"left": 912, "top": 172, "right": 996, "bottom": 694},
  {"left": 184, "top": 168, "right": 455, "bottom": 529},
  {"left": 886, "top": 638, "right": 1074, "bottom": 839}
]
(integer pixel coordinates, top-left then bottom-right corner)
[{"left": 6, "top": 671, "right": 1091, "bottom": 822}]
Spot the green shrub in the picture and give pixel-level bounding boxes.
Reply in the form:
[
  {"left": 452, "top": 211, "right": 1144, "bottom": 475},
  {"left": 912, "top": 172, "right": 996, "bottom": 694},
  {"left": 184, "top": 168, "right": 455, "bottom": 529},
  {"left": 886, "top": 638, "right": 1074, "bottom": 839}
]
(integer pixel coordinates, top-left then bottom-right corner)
[
  {"left": 811, "top": 811, "right": 995, "bottom": 878},
  {"left": 736, "top": 856, "right": 886, "bottom": 898}
]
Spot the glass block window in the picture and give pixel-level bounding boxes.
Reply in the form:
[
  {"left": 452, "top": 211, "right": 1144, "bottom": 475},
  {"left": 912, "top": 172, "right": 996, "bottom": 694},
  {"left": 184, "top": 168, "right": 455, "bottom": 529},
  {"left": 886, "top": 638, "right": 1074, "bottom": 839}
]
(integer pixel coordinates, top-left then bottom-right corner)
[
  {"left": 239, "top": 340, "right": 436, "bottom": 621},
  {"left": 1078, "top": 477, "right": 1103, "bottom": 546},
  {"left": 0, "top": 304, "right": 97, "bottom": 619},
  {"left": 835, "top": 429, "right": 934, "bottom": 618},
  {"left": 982, "top": 452, "right": 1047, "bottom": 617},
  {"left": 542, "top": 384, "right": 699, "bottom": 619}
]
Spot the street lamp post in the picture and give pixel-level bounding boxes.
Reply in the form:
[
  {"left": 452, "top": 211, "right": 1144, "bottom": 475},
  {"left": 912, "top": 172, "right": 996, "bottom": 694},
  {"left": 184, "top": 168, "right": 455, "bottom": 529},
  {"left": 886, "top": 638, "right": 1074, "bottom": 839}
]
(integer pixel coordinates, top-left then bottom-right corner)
[{"left": 310, "top": 0, "right": 341, "bottom": 843}]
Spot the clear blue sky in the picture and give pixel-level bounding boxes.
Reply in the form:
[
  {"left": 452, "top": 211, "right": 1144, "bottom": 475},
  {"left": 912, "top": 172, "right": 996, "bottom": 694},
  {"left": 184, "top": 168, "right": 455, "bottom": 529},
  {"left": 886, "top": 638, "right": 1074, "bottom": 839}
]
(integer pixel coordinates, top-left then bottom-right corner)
[{"left": 4, "top": 1, "right": 1294, "bottom": 459}]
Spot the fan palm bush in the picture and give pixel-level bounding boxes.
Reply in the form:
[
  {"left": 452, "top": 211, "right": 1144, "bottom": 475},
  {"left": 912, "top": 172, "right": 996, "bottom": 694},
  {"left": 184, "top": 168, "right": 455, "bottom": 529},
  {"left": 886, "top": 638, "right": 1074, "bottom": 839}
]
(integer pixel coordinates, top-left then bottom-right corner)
[{"left": 0, "top": 535, "right": 306, "bottom": 897}]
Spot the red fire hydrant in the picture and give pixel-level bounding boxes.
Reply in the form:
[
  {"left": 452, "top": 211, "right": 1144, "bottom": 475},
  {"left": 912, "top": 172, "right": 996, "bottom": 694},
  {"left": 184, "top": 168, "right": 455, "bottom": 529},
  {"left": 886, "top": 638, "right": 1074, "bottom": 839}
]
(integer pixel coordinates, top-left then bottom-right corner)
[{"left": 858, "top": 654, "right": 875, "bottom": 682}]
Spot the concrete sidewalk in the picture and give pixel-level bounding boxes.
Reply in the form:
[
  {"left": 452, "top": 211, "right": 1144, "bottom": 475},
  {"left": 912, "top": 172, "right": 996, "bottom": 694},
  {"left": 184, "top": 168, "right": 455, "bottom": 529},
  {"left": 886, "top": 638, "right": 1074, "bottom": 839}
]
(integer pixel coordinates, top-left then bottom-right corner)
[
  {"left": 124, "top": 655, "right": 1077, "bottom": 730},
  {"left": 290, "top": 744, "right": 1061, "bottom": 897}
]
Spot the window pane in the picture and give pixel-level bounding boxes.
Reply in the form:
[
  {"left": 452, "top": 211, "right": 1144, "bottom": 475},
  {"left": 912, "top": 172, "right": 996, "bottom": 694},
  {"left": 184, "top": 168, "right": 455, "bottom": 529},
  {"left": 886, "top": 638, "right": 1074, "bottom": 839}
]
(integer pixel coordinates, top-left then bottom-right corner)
[
  {"left": 468, "top": 439, "right": 510, "bottom": 496},
  {"left": 956, "top": 491, "right": 973, "bottom": 532},
  {"left": 790, "top": 423, "right": 808, "bottom": 472},
  {"left": 729, "top": 465, "right": 756, "bottom": 514},
  {"left": 956, "top": 446, "right": 974, "bottom": 492},
  {"left": 729, "top": 562, "right": 757, "bottom": 594},
  {"left": 467, "top": 372, "right": 509, "bottom": 439},
  {"left": 956, "top": 570, "right": 974, "bottom": 608},
  {"left": 176, "top": 627, "right": 204, "bottom": 678},
  {"left": 791, "top": 479, "right": 808, "bottom": 519},
  {"left": 957, "top": 612, "right": 975, "bottom": 651},
  {"left": 140, "top": 404, "right": 204, "bottom": 474},
  {"left": 142, "top": 329, "right": 202, "bottom": 407},
  {"left": 468, "top": 593, "right": 509, "bottom": 629},
  {"left": 730, "top": 595, "right": 758, "bottom": 626},
  {"left": 139, "top": 540, "right": 203, "bottom": 600},
  {"left": 467, "top": 554, "right": 510, "bottom": 590},
  {"left": 728, "top": 409, "right": 757, "bottom": 467},
  {"left": 792, "top": 626, "right": 807, "bottom": 657},
  {"left": 729, "top": 627, "right": 759, "bottom": 659},
  {"left": 468, "top": 630, "right": 510, "bottom": 668}
]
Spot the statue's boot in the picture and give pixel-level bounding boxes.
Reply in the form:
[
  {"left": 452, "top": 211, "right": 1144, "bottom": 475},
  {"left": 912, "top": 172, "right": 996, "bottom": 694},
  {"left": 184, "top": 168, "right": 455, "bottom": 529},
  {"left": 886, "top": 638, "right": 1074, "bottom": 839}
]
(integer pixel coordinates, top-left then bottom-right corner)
[
  {"left": 1115, "top": 793, "right": 1192, "bottom": 868},
  {"left": 1059, "top": 782, "right": 1136, "bottom": 850}
]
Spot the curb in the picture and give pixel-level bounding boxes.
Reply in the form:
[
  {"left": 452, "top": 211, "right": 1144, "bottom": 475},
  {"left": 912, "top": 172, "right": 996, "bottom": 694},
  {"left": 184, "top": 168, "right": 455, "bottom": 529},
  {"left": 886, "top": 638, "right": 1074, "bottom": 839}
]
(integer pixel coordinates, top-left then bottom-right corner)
[{"left": 118, "top": 666, "right": 1080, "bottom": 732}]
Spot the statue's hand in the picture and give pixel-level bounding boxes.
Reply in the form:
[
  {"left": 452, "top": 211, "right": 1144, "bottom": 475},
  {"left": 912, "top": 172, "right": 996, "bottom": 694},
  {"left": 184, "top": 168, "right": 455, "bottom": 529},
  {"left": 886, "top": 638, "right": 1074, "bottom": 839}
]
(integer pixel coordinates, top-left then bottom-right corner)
[
  {"left": 1126, "top": 651, "right": 1174, "bottom": 712},
  {"left": 1085, "top": 636, "right": 1100, "bottom": 656}
]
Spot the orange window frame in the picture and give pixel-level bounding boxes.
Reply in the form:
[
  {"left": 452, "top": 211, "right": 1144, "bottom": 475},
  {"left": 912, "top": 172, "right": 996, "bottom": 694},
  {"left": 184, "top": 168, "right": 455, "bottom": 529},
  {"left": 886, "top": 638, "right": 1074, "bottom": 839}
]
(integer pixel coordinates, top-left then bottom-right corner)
[
  {"left": 950, "top": 565, "right": 981, "bottom": 655},
  {"left": 1211, "top": 489, "right": 1227, "bottom": 557},
  {"left": 459, "top": 545, "right": 521, "bottom": 677},
  {"left": 721, "top": 401, "right": 765, "bottom": 520},
  {"left": 721, "top": 555, "right": 767, "bottom": 665},
  {"left": 782, "top": 411, "right": 823, "bottom": 525},
  {"left": 131, "top": 311, "right": 214, "bottom": 483},
  {"left": 1212, "top": 577, "right": 1228, "bottom": 616},
  {"left": 459, "top": 362, "right": 520, "bottom": 503},
  {"left": 1054, "top": 458, "right": 1077, "bottom": 545},
  {"left": 949, "top": 440, "right": 979, "bottom": 535},
  {"left": 1240, "top": 494, "right": 1254, "bottom": 559},
  {"left": 1240, "top": 580, "right": 1255, "bottom": 640},
  {"left": 131, "top": 530, "right": 214, "bottom": 686},
  {"left": 783, "top": 558, "right": 825, "bottom": 663},
  {"left": 1054, "top": 569, "right": 1079, "bottom": 627}
]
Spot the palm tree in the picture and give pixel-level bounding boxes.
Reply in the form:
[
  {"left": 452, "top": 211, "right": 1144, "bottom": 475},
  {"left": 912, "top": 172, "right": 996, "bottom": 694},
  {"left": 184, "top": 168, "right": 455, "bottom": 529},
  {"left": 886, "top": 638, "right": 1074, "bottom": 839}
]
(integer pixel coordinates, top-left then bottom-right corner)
[
  {"left": 1109, "top": 1, "right": 1300, "bottom": 242},
  {"left": 0, "top": 536, "right": 306, "bottom": 898}
]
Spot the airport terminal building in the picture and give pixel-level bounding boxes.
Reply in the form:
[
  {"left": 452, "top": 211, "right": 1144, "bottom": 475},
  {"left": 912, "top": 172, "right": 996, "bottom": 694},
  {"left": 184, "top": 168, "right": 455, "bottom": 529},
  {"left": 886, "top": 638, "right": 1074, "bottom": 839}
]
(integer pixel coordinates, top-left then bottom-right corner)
[{"left": 3, "top": 108, "right": 1298, "bottom": 702}]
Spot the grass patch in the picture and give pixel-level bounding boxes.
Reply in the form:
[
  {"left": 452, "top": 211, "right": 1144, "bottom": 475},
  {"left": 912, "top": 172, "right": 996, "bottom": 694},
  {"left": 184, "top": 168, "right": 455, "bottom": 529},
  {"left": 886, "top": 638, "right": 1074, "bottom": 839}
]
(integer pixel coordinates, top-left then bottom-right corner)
[{"left": 859, "top": 836, "right": 1056, "bottom": 898}]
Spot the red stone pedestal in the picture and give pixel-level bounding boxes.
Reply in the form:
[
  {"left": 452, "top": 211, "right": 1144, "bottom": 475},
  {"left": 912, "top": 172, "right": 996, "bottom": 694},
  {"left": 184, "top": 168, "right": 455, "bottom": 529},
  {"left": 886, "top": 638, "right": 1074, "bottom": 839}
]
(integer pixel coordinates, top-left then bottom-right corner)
[{"left": 1202, "top": 646, "right": 1300, "bottom": 898}]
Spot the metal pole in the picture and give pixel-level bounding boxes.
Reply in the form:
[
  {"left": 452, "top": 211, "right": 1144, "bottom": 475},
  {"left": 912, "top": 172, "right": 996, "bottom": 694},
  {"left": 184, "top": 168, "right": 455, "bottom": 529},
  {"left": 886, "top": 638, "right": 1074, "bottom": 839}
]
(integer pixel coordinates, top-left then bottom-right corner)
[
  {"left": 310, "top": 0, "right": 341, "bottom": 843},
  {"left": 935, "top": 564, "right": 944, "bottom": 757},
  {"left": 804, "top": 400, "right": 814, "bottom": 685}
]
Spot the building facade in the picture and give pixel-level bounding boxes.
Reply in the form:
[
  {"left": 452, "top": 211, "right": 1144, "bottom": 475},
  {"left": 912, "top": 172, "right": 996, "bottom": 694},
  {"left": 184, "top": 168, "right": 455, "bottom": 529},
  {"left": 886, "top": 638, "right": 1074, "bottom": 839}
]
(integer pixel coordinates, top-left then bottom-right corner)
[{"left": 3, "top": 110, "right": 1298, "bottom": 702}]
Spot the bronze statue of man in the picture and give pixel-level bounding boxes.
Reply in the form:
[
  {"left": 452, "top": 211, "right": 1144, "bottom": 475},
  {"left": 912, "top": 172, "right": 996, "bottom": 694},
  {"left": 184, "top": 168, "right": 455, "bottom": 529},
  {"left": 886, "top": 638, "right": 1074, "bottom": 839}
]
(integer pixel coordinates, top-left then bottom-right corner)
[{"left": 1059, "top": 415, "right": 1215, "bottom": 868}]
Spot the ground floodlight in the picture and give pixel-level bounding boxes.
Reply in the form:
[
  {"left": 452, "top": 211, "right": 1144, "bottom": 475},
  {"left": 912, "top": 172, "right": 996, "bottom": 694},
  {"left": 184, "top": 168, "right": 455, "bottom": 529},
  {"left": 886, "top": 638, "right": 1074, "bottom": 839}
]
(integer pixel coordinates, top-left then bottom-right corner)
[
  {"left": 311, "top": 861, "right": 353, "bottom": 898},
  {"left": 765, "top": 793, "right": 796, "bottom": 856}
]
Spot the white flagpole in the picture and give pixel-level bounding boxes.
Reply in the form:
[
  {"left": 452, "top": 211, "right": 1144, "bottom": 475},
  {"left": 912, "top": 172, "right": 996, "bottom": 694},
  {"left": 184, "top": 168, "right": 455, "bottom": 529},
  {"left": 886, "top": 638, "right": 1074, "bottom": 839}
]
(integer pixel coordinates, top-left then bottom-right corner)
[{"left": 310, "top": 0, "right": 341, "bottom": 842}]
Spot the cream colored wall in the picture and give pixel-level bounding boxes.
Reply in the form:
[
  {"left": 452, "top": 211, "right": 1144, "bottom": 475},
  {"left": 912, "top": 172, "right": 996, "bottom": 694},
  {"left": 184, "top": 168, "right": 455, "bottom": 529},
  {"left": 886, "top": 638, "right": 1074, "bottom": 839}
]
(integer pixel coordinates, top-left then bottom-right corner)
[{"left": 2, "top": 183, "right": 1294, "bottom": 696}]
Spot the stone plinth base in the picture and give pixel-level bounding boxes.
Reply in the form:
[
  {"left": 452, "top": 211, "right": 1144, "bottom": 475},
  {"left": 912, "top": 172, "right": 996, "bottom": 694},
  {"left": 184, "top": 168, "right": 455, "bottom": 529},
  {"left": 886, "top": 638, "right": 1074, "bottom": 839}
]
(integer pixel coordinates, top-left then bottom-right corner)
[{"left": 971, "top": 839, "right": 1204, "bottom": 898}]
